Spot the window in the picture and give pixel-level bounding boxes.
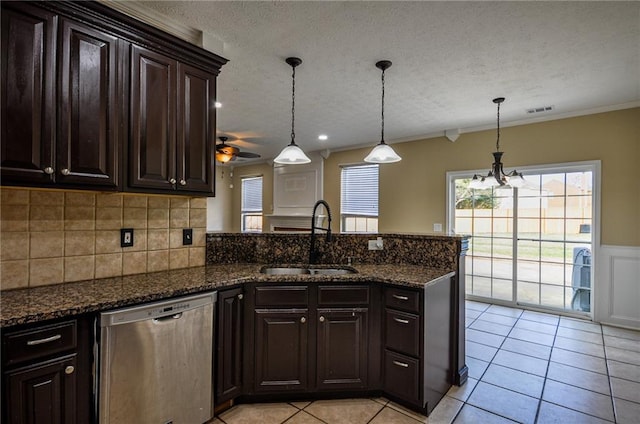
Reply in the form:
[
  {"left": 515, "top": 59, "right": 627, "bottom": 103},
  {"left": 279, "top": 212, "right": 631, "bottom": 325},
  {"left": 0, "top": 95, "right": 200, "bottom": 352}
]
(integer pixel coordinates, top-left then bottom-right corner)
[
  {"left": 341, "top": 164, "right": 379, "bottom": 232},
  {"left": 241, "top": 176, "right": 263, "bottom": 233}
]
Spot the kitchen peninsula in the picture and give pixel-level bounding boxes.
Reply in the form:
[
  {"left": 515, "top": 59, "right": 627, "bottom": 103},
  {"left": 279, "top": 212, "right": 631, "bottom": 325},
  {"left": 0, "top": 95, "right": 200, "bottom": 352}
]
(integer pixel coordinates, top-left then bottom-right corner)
[{"left": 1, "top": 232, "right": 468, "bottom": 419}]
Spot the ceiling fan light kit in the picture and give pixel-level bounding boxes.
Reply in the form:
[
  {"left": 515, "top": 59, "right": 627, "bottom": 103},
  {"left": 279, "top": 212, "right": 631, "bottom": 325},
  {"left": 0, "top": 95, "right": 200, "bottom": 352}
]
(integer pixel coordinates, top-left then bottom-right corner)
[
  {"left": 468, "top": 97, "right": 525, "bottom": 189},
  {"left": 274, "top": 57, "right": 311, "bottom": 165},
  {"left": 215, "top": 136, "right": 261, "bottom": 164},
  {"left": 364, "top": 60, "right": 401, "bottom": 164}
]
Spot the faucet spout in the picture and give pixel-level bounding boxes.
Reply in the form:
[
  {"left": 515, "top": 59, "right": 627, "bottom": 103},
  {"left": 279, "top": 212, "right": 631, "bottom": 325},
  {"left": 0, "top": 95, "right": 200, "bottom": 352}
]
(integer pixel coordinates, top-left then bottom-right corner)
[{"left": 310, "top": 200, "right": 332, "bottom": 264}]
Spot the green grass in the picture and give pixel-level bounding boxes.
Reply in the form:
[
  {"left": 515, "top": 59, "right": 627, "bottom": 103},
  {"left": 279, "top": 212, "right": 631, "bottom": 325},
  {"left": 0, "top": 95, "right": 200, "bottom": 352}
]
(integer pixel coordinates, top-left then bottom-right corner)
[{"left": 470, "top": 233, "right": 591, "bottom": 261}]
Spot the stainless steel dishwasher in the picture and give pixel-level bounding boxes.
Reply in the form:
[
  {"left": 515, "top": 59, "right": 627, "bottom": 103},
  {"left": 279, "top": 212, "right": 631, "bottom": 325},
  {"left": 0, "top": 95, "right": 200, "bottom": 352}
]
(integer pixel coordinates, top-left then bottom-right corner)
[{"left": 97, "top": 292, "right": 216, "bottom": 424}]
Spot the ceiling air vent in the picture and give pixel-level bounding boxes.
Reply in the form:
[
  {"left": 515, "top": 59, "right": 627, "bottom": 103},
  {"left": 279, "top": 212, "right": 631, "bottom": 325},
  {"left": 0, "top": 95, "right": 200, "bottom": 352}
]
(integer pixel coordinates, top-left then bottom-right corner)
[{"left": 526, "top": 105, "right": 554, "bottom": 114}]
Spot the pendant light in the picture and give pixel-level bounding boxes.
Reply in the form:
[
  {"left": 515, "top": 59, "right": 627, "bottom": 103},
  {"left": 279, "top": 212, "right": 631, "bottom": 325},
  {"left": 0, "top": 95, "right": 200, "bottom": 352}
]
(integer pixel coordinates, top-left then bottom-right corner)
[
  {"left": 274, "top": 57, "right": 311, "bottom": 165},
  {"left": 468, "top": 97, "right": 525, "bottom": 189},
  {"left": 364, "top": 60, "right": 401, "bottom": 163}
]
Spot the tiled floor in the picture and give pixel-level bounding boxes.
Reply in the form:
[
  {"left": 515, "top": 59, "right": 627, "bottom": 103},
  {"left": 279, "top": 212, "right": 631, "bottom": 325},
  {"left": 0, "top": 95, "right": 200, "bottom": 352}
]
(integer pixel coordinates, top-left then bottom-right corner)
[{"left": 212, "top": 301, "right": 640, "bottom": 424}]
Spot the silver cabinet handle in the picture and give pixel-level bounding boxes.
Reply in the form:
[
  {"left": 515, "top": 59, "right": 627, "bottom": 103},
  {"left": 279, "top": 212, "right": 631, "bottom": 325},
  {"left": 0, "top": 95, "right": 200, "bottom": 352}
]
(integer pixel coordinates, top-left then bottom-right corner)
[
  {"left": 237, "top": 294, "right": 243, "bottom": 300},
  {"left": 179, "top": 179, "right": 187, "bottom": 186},
  {"left": 393, "top": 317, "right": 410, "bottom": 324},
  {"left": 60, "top": 168, "right": 70, "bottom": 176},
  {"left": 27, "top": 334, "right": 62, "bottom": 346},
  {"left": 393, "top": 360, "right": 409, "bottom": 368},
  {"left": 169, "top": 178, "right": 177, "bottom": 184},
  {"left": 44, "top": 167, "right": 54, "bottom": 174},
  {"left": 65, "top": 366, "right": 74, "bottom": 375},
  {"left": 392, "top": 294, "right": 409, "bottom": 301},
  {"left": 319, "top": 316, "right": 325, "bottom": 322},
  {"left": 300, "top": 317, "right": 306, "bottom": 323}
]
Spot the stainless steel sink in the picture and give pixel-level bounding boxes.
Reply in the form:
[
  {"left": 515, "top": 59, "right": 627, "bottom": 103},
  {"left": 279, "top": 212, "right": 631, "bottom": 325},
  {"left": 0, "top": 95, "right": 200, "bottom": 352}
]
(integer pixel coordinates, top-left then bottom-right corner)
[
  {"left": 260, "top": 266, "right": 357, "bottom": 275},
  {"left": 260, "top": 267, "right": 310, "bottom": 275}
]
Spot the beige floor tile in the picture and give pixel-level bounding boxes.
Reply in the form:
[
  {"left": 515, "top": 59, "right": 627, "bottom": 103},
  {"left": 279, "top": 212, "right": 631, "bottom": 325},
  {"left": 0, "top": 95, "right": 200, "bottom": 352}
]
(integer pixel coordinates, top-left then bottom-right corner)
[
  {"left": 492, "top": 350, "right": 548, "bottom": 377},
  {"left": 477, "top": 312, "right": 518, "bottom": 327},
  {"left": 547, "top": 362, "right": 610, "bottom": 395},
  {"left": 304, "top": 398, "right": 383, "bottom": 424},
  {"left": 466, "top": 357, "right": 489, "bottom": 380},
  {"left": 371, "top": 397, "right": 389, "bottom": 406},
  {"left": 446, "top": 378, "right": 478, "bottom": 402},
  {"left": 485, "top": 304, "right": 522, "bottom": 318},
  {"left": 604, "top": 335, "right": 640, "bottom": 353},
  {"left": 470, "top": 320, "right": 512, "bottom": 336},
  {"left": 426, "top": 396, "right": 463, "bottom": 424},
  {"left": 369, "top": 406, "right": 421, "bottom": 424},
  {"left": 537, "top": 401, "right": 610, "bottom": 424},
  {"left": 219, "top": 403, "right": 298, "bottom": 424},
  {"left": 610, "top": 377, "right": 640, "bottom": 403},
  {"left": 466, "top": 341, "right": 498, "bottom": 362},
  {"left": 607, "top": 360, "right": 640, "bottom": 383},
  {"left": 602, "top": 325, "right": 640, "bottom": 342},
  {"left": 614, "top": 397, "right": 640, "bottom": 424},
  {"left": 550, "top": 347, "right": 608, "bottom": 374},
  {"left": 519, "top": 310, "right": 559, "bottom": 326},
  {"left": 554, "top": 336, "right": 605, "bottom": 358},
  {"left": 542, "top": 380, "right": 614, "bottom": 422},
  {"left": 466, "top": 328, "right": 505, "bottom": 348},
  {"left": 481, "top": 364, "right": 544, "bottom": 398},
  {"left": 508, "top": 327, "right": 555, "bottom": 346},
  {"left": 514, "top": 319, "right": 557, "bottom": 336},
  {"left": 606, "top": 345, "right": 640, "bottom": 366},
  {"left": 283, "top": 410, "right": 325, "bottom": 424},
  {"left": 453, "top": 404, "right": 516, "bottom": 424},
  {"left": 289, "top": 401, "right": 311, "bottom": 410},
  {"left": 559, "top": 317, "right": 602, "bottom": 334},
  {"left": 386, "top": 401, "right": 428, "bottom": 422},
  {"left": 467, "top": 382, "right": 538, "bottom": 424},
  {"left": 556, "top": 326, "right": 604, "bottom": 345},
  {"left": 500, "top": 338, "right": 551, "bottom": 360}
]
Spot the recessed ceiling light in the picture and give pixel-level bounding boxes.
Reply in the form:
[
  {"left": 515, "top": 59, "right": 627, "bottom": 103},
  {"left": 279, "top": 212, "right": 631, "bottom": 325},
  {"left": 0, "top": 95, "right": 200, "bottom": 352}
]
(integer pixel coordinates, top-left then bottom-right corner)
[
  {"left": 318, "top": 134, "right": 328, "bottom": 141},
  {"left": 214, "top": 101, "right": 222, "bottom": 108}
]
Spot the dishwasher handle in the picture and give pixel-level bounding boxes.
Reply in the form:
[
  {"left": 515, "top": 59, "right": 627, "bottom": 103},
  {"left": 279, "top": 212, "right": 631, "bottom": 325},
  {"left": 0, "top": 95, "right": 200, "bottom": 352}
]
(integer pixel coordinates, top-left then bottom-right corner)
[{"left": 152, "top": 313, "right": 183, "bottom": 323}]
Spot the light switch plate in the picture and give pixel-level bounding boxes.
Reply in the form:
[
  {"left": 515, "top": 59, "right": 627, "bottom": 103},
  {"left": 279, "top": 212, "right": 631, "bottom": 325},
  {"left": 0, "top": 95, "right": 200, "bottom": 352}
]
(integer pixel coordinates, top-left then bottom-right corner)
[
  {"left": 433, "top": 223, "right": 443, "bottom": 232},
  {"left": 120, "top": 228, "right": 134, "bottom": 247},
  {"left": 368, "top": 237, "right": 384, "bottom": 250},
  {"left": 183, "top": 228, "right": 193, "bottom": 246}
]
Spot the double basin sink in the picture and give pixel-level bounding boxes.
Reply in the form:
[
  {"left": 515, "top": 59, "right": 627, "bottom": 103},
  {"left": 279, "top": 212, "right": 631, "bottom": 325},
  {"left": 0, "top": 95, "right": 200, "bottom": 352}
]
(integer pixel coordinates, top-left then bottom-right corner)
[{"left": 260, "top": 266, "right": 357, "bottom": 276}]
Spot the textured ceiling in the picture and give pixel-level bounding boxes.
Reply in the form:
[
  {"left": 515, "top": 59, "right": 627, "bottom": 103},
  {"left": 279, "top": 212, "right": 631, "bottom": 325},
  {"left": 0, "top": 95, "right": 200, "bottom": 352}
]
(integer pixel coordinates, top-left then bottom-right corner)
[{"left": 139, "top": 1, "right": 640, "bottom": 164}]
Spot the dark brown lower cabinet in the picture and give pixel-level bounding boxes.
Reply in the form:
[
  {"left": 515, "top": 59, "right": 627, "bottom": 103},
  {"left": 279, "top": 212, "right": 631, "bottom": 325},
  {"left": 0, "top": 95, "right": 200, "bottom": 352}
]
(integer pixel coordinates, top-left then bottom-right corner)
[
  {"left": 254, "top": 309, "right": 309, "bottom": 393},
  {"left": 2, "top": 317, "right": 92, "bottom": 424},
  {"left": 6, "top": 355, "right": 77, "bottom": 424},
  {"left": 216, "top": 287, "right": 244, "bottom": 403},
  {"left": 316, "top": 308, "right": 368, "bottom": 390}
]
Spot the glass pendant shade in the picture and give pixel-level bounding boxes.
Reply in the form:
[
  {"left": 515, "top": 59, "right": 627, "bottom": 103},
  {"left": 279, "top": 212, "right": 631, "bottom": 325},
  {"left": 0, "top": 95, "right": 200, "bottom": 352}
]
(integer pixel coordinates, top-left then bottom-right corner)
[
  {"left": 274, "top": 143, "right": 311, "bottom": 164},
  {"left": 364, "top": 142, "right": 401, "bottom": 163}
]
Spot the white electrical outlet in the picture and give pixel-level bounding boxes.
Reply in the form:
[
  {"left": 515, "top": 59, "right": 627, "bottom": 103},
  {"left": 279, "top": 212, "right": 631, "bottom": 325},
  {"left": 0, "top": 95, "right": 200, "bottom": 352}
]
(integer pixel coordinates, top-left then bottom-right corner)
[
  {"left": 433, "top": 223, "right": 443, "bottom": 232},
  {"left": 368, "top": 237, "right": 384, "bottom": 250}
]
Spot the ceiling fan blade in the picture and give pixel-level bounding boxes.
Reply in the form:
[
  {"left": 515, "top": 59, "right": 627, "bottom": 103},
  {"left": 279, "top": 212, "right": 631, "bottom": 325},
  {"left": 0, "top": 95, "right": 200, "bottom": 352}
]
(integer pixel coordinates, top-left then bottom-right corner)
[{"left": 236, "top": 151, "right": 261, "bottom": 158}]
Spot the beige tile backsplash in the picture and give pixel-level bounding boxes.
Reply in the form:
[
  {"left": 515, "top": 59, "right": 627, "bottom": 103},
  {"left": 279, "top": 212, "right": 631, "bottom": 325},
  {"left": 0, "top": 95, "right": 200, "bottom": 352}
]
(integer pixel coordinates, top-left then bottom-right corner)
[{"left": 0, "top": 187, "right": 208, "bottom": 290}]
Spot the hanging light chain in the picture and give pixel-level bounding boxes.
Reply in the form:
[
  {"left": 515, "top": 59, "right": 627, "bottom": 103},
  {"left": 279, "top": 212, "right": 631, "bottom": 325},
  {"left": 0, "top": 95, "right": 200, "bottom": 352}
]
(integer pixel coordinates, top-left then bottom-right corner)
[
  {"left": 496, "top": 99, "right": 501, "bottom": 152},
  {"left": 381, "top": 67, "right": 386, "bottom": 144},
  {"left": 291, "top": 65, "right": 296, "bottom": 144}
]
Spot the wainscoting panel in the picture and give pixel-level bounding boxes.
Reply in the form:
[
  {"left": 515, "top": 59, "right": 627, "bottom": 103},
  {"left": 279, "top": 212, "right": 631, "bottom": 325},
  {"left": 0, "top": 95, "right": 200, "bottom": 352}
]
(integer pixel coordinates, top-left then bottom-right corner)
[{"left": 595, "top": 245, "right": 640, "bottom": 329}]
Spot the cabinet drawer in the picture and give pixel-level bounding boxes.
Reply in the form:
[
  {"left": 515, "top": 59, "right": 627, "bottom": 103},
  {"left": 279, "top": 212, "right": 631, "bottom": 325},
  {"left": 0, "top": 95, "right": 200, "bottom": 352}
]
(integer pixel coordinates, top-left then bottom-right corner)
[
  {"left": 318, "top": 285, "right": 369, "bottom": 306},
  {"left": 385, "top": 287, "right": 420, "bottom": 313},
  {"left": 255, "top": 286, "right": 308, "bottom": 307},
  {"left": 384, "top": 350, "right": 420, "bottom": 405},
  {"left": 385, "top": 309, "right": 420, "bottom": 357},
  {"left": 3, "top": 320, "right": 77, "bottom": 366}
]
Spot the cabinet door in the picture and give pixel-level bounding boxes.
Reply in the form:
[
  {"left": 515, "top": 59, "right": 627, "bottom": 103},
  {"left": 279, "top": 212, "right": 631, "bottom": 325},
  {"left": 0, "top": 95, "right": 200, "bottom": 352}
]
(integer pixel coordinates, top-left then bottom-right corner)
[
  {"left": 57, "top": 19, "right": 120, "bottom": 188},
  {"left": 177, "top": 63, "right": 215, "bottom": 193},
  {"left": 316, "top": 308, "right": 368, "bottom": 390},
  {"left": 216, "top": 288, "right": 243, "bottom": 403},
  {"left": 0, "top": 3, "right": 57, "bottom": 185},
  {"left": 5, "top": 355, "right": 77, "bottom": 424},
  {"left": 254, "top": 309, "right": 308, "bottom": 393},
  {"left": 129, "top": 45, "right": 177, "bottom": 190}
]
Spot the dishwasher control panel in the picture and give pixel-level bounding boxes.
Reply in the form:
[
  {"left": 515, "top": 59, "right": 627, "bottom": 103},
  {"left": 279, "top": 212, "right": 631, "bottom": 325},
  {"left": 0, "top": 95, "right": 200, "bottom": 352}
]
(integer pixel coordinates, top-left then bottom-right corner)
[{"left": 99, "top": 292, "right": 217, "bottom": 327}]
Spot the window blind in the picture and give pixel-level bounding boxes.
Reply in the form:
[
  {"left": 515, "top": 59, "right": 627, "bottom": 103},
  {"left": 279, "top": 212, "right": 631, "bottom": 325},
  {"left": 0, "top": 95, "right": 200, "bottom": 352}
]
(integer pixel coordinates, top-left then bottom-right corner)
[
  {"left": 341, "top": 164, "right": 379, "bottom": 216},
  {"left": 241, "top": 176, "right": 263, "bottom": 212}
]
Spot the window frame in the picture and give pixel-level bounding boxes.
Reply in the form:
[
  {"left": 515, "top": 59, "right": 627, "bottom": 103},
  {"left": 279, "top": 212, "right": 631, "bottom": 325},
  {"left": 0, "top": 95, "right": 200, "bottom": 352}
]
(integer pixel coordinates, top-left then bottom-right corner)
[
  {"left": 340, "top": 163, "right": 379, "bottom": 233},
  {"left": 241, "top": 175, "right": 263, "bottom": 233}
]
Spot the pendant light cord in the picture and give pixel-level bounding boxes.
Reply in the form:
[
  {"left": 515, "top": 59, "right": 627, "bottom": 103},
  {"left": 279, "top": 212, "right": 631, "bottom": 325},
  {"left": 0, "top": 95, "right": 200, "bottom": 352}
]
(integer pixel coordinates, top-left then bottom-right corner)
[
  {"left": 381, "top": 67, "right": 386, "bottom": 144},
  {"left": 496, "top": 99, "right": 501, "bottom": 152},
  {"left": 291, "top": 65, "right": 296, "bottom": 145}
]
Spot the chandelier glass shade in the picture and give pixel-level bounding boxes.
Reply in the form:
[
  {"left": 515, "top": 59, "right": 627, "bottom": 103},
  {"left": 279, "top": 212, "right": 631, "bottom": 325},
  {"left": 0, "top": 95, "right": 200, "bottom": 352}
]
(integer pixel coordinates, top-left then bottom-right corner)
[
  {"left": 364, "top": 60, "right": 401, "bottom": 164},
  {"left": 274, "top": 57, "right": 311, "bottom": 165}
]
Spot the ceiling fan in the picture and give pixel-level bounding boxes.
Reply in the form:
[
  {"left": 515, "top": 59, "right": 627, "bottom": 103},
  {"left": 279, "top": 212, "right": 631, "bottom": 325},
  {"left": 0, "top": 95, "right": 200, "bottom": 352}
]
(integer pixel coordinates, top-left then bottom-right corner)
[{"left": 215, "top": 136, "right": 261, "bottom": 164}]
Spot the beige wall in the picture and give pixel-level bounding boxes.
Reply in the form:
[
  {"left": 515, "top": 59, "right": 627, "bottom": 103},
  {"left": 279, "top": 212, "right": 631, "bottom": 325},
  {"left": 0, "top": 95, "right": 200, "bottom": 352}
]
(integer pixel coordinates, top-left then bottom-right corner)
[
  {"left": 232, "top": 108, "right": 639, "bottom": 246},
  {"left": 0, "top": 188, "right": 208, "bottom": 290}
]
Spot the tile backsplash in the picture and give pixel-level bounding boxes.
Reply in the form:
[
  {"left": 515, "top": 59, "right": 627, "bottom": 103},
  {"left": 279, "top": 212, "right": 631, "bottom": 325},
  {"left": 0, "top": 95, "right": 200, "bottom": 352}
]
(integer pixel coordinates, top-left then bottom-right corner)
[{"left": 1, "top": 187, "right": 207, "bottom": 290}]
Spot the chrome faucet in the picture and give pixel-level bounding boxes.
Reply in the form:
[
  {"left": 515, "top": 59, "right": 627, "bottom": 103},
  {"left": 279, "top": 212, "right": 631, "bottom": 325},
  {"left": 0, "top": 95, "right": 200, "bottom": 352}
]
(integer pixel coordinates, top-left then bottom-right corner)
[{"left": 309, "top": 200, "right": 332, "bottom": 264}]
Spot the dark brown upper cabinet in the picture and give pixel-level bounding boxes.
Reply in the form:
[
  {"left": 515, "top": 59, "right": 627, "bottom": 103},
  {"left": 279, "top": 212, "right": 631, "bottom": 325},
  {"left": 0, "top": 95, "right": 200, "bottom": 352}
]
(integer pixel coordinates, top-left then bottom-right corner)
[
  {"left": 1, "top": 4, "right": 121, "bottom": 189},
  {"left": 129, "top": 48, "right": 216, "bottom": 194},
  {"left": 1, "top": 3, "right": 57, "bottom": 185},
  {"left": 1, "top": 1, "right": 227, "bottom": 195}
]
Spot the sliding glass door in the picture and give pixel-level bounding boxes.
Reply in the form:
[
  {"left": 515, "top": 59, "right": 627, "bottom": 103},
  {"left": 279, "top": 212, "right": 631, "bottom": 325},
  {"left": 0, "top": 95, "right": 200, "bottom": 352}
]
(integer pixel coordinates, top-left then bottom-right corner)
[{"left": 449, "top": 162, "right": 597, "bottom": 316}]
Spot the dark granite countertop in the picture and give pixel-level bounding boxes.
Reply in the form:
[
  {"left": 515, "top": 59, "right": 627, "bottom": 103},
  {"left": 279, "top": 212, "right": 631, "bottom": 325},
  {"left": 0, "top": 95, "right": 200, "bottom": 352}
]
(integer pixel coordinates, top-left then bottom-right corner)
[{"left": 0, "top": 264, "right": 455, "bottom": 328}]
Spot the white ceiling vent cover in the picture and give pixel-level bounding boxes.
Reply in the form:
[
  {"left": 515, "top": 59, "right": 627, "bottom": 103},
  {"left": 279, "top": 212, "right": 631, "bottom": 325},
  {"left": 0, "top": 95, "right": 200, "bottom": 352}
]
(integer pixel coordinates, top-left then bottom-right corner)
[{"left": 526, "top": 105, "right": 555, "bottom": 114}]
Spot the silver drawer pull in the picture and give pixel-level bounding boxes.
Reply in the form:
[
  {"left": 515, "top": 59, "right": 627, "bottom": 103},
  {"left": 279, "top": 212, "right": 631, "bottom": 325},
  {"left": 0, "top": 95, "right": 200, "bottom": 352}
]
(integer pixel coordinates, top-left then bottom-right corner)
[
  {"left": 393, "top": 317, "right": 410, "bottom": 324},
  {"left": 392, "top": 294, "right": 409, "bottom": 301},
  {"left": 27, "top": 334, "right": 62, "bottom": 346},
  {"left": 393, "top": 360, "right": 409, "bottom": 368}
]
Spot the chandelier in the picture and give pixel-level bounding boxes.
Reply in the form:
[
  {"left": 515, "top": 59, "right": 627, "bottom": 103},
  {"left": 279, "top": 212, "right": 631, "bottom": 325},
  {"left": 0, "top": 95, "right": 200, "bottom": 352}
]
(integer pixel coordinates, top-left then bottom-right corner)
[{"left": 469, "top": 97, "right": 524, "bottom": 189}]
